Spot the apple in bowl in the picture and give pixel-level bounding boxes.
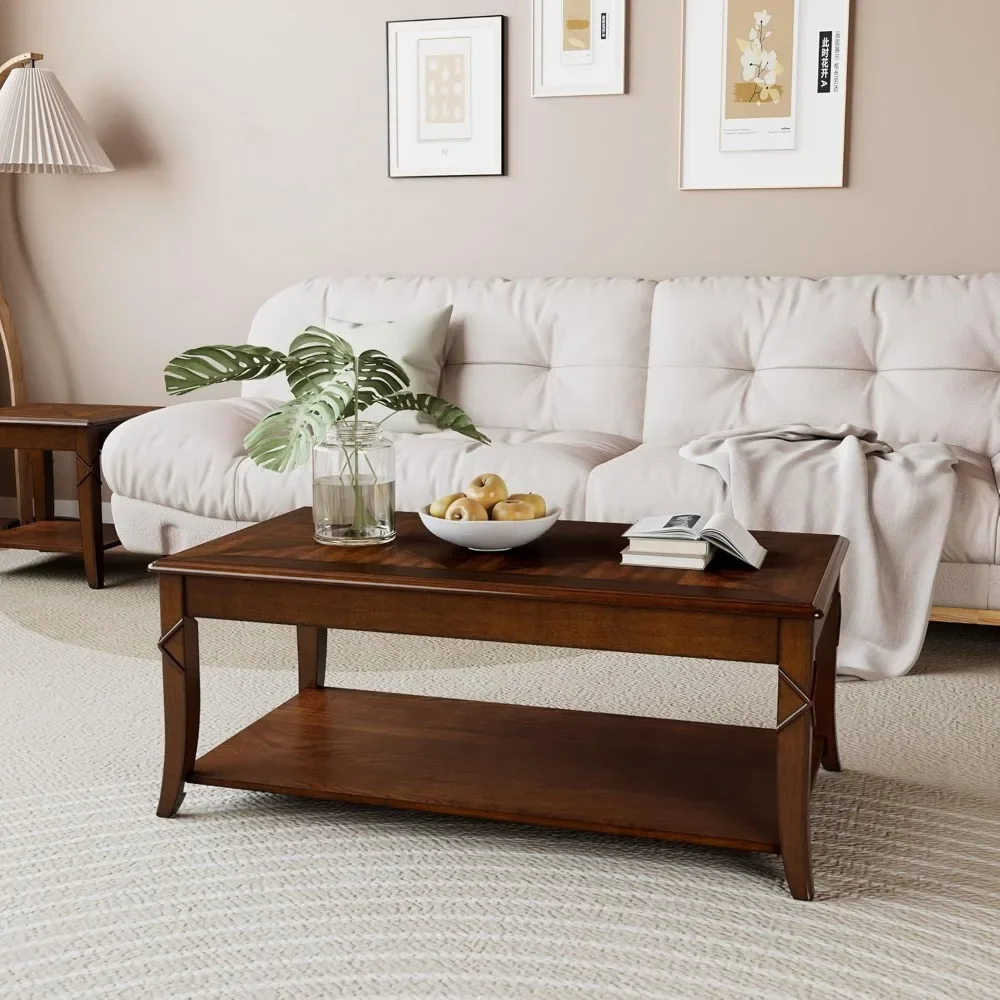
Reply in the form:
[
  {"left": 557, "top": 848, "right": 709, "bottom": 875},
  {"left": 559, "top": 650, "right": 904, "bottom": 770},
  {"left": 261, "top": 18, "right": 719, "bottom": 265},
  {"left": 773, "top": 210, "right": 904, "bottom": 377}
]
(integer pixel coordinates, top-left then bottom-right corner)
[{"left": 420, "top": 474, "right": 558, "bottom": 551}]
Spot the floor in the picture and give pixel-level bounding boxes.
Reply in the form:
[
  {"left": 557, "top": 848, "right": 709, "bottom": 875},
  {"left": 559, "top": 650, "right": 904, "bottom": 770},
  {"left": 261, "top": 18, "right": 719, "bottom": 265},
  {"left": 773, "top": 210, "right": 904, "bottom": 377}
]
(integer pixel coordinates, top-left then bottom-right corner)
[{"left": 1, "top": 548, "right": 998, "bottom": 999}]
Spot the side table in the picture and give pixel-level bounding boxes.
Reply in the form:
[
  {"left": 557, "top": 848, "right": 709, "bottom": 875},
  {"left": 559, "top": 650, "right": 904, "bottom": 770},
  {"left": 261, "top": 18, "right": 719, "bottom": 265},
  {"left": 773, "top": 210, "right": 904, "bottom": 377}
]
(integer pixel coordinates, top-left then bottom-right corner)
[{"left": 0, "top": 404, "right": 158, "bottom": 588}]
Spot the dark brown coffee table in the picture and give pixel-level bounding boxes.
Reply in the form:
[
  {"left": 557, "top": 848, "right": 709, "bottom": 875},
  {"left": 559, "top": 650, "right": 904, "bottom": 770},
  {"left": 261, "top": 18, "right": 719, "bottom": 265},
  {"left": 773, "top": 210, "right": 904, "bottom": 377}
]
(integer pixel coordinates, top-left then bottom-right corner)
[
  {"left": 0, "top": 404, "right": 158, "bottom": 588},
  {"left": 151, "top": 509, "right": 847, "bottom": 900}
]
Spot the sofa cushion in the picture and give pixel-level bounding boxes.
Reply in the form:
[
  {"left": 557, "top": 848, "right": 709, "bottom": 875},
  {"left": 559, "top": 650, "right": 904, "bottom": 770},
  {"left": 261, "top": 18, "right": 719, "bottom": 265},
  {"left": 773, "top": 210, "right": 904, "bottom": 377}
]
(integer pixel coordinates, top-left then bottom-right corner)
[
  {"left": 644, "top": 275, "right": 1000, "bottom": 458},
  {"left": 104, "top": 399, "right": 638, "bottom": 524},
  {"left": 102, "top": 398, "right": 278, "bottom": 522},
  {"left": 236, "top": 426, "right": 638, "bottom": 523},
  {"left": 586, "top": 443, "right": 999, "bottom": 565},
  {"left": 242, "top": 276, "right": 654, "bottom": 440}
]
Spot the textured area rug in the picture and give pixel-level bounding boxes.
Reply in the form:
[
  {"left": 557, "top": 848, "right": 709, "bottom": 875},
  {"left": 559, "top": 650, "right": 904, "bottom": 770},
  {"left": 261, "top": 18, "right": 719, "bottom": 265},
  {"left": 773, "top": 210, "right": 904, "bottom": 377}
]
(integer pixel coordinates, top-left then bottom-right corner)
[{"left": 2, "top": 549, "right": 999, "bottom": 999}]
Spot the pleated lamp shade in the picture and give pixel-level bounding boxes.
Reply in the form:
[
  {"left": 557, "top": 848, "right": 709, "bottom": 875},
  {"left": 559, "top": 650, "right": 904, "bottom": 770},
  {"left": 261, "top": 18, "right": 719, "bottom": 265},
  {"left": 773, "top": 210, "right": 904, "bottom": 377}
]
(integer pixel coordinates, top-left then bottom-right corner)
[{"left": 0, "top": 66, "right": 113, "bottom": 173}]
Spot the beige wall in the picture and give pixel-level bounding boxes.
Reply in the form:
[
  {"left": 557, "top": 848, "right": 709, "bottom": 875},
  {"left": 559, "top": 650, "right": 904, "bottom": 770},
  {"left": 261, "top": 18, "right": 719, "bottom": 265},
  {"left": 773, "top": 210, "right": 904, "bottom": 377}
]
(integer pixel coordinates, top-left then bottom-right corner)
[{"left": 1, "top": 0, "right": 999, "bottom": 499}]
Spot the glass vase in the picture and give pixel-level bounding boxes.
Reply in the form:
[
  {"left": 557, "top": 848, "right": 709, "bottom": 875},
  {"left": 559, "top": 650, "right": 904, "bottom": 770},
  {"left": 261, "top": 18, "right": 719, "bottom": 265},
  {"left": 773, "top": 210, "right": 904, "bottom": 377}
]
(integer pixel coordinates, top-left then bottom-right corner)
[{"left": 312, "top": 421, "right": 396, "bottom": 546}]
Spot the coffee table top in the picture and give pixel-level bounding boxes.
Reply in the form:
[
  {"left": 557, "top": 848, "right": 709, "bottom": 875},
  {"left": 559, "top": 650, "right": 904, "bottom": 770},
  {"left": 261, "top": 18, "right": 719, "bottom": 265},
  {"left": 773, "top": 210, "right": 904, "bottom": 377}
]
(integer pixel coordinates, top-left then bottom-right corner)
[
  {"left": 153, "top": 509, "right": 847, "bottom": 619},
  {"left": 0, "top": 403, "right": 158, "bottom": 427}
]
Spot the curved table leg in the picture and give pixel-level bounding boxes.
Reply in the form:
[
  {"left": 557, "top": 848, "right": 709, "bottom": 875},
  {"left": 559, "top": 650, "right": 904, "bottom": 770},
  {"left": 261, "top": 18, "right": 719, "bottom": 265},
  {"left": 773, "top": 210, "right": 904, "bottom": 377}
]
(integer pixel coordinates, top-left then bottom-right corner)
[
  {"left": 157, "top": 574, "right": 200, "bottom": 818},
  {"left": 777, "top": 618, "right": 816, "bottom": 901},
  {"left": 814, "top": 589, "right": 842, "bottom": 772}
]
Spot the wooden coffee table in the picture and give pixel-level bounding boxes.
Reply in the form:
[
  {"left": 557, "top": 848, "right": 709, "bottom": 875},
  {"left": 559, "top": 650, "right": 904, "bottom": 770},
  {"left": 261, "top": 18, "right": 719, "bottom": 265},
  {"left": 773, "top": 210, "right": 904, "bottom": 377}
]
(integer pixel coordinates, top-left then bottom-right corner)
[
  {"left": 151, "top": 509, "right": 847, "bottom": 900},
  {"left": 0, "top": 403, "right": 157, "bottom": 588}
]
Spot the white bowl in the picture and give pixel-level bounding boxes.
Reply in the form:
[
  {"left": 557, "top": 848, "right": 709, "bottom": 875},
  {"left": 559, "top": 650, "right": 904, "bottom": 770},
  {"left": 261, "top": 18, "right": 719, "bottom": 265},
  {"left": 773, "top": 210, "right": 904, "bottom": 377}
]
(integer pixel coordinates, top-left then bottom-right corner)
[{"left": 418, "top": 506, "right": 561, "bottom": 552}]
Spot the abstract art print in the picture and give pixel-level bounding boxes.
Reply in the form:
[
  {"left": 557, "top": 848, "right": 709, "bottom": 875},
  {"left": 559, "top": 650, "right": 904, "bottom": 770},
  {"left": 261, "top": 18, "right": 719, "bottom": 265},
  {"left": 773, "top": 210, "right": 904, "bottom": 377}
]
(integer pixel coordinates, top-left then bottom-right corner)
[
  {"left": 387, "top": 16, "right": 504, "bottom": 178},
  {"left": 533, "top": 0, "right": 626, "bottom": 97},
  {"left": 721, "top": 0, "right": 798, "bottom": 151},
  {"left": 562, "top": 0, "right": 594, "bottom": 65},
  {"left": 680, "top": 0, "right": 851, "bottom": 189},
  {"left": 417, "top": 36, "right": 473, "bottom": 142}
]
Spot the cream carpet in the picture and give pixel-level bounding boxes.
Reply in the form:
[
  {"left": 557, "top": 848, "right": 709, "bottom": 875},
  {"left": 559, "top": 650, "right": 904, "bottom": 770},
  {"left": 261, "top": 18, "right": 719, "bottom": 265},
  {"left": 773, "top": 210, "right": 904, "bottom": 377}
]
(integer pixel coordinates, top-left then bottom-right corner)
[{"left": 1, "top": 549, "right": 998, "bottom": 999}]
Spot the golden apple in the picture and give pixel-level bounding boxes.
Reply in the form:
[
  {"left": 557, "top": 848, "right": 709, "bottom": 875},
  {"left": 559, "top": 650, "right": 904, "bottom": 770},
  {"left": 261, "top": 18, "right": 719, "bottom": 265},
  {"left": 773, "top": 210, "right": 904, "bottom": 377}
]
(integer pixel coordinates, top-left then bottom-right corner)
[
  {"left": 508, "top": 493, "right": 546, "bottom": 518},
  {"left": 429, "top": 492, "right": 466, "bottom": 519},
  {"left": 445, "top": 497, "right": 489, "bottom": 521},
  {"left": 491, "top": 500, "right": 536, "bottom": 522},
  {"left": 465, "top": 473, "right": 508, "bottom": 511}
]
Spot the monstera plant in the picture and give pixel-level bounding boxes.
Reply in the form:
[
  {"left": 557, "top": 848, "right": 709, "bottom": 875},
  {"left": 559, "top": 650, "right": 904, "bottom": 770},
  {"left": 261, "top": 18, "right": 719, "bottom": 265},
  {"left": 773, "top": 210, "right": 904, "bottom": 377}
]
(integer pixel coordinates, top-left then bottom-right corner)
[
  {"left": 165, "top": 328, "right": 489, "bottom": 541},
  {"left": 165, "top": 327, "right": 489, "bottom": 469}
]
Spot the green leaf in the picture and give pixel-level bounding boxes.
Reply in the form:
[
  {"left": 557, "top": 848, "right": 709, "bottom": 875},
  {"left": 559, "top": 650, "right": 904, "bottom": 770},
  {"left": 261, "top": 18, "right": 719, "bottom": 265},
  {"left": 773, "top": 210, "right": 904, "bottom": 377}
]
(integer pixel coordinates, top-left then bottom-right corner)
[
  {"left": 377, "top": 393, "right": 491, "bottom": 444},
  {"left": 164, "top": 345, "right": 288, "bottom": 396},
  {"left": 286, "top": 327, "right": 357, "bottom": 399},
  {"left": 356, "top": 349, "right": 410, "bottom": 397},
  {"left": 244, "top": 385, "right": 353, "bottom": 472}
]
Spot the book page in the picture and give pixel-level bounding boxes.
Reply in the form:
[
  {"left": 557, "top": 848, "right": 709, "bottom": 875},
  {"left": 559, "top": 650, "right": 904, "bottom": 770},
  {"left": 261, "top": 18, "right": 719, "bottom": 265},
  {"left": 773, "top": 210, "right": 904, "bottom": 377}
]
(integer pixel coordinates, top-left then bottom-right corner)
[
  {"left": 624, "top": 514, "right": 710, "bottom": 539},
  {"left": 703, "top": 513, "right": 767, "bottom": 568}
]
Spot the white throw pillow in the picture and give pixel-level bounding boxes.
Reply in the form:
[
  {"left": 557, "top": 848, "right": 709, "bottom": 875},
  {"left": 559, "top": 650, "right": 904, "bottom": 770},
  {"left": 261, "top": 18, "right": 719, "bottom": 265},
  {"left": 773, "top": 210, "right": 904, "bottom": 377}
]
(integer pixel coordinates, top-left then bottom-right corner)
[{"left": 325, "top": 306, "right": 453, "bottom": 433}]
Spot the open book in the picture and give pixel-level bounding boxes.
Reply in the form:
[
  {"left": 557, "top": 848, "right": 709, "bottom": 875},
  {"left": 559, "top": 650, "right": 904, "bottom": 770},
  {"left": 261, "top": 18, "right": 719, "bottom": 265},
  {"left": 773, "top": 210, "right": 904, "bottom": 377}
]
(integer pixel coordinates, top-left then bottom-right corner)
[{"left": 623, "top": 513, "right": 767, "bottom": 569}]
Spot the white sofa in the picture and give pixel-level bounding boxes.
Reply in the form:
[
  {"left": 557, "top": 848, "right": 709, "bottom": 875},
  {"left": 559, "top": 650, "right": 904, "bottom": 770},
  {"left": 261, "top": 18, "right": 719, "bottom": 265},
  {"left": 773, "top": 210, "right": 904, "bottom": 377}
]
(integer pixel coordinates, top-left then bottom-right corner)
[{"left": 102, "top": 274, "right": 1000, "bottom": 617}]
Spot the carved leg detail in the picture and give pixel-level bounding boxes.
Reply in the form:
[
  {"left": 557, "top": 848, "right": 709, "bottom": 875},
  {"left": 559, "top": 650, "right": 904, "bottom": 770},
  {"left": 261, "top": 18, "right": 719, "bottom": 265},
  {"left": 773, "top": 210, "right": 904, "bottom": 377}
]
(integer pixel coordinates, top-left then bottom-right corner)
[
  {"left": 777, "top": 619, "right": 816, "bottom": 901},
  {"left": 297, "top": 626, "right": 328, "bottom": 691},
  {"left": 157, "top": 576, "right": 200, "bottom": 818},
  {"left": 815, "top": 588, "right": 842, "bottom": 772}
]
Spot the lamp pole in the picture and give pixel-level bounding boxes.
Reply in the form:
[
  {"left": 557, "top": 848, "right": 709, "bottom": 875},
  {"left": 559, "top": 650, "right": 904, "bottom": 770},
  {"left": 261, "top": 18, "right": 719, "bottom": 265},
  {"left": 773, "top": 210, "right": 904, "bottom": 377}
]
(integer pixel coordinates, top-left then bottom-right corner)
[{"left": 0, "top": 54, "right": 40, "bottom": 526}]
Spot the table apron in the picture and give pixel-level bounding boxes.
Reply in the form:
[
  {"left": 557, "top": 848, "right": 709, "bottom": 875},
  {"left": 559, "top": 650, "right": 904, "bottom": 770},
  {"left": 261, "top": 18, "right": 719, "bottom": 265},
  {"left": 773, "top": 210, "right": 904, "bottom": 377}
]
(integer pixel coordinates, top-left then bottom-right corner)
[
  {"left": 181, "top": 574, "right": 780, "bottom": 663},
  {"left": 0, "top": 425, "right": 82, "bottom": 451}
]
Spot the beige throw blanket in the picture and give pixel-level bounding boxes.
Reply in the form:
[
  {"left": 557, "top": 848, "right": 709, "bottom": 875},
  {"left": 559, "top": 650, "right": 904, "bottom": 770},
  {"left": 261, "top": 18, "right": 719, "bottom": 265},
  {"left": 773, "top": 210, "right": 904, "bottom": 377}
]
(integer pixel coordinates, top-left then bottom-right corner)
[{"left": 680, "top": 424, "right": 958, "bottom": 680}]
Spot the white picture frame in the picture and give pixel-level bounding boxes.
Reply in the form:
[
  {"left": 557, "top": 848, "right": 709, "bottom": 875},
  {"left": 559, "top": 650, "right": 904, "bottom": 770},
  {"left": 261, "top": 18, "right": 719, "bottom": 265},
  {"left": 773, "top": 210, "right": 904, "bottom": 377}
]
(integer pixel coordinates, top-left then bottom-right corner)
[
  {"left": 532, "top": 0, "right": 627, "bottom": 97},
  {"left": 680, "top": 0, "right": 851, "bottom": 190},
  {"left": 387, "top": 15, "right": 505, "bottom": 178}
]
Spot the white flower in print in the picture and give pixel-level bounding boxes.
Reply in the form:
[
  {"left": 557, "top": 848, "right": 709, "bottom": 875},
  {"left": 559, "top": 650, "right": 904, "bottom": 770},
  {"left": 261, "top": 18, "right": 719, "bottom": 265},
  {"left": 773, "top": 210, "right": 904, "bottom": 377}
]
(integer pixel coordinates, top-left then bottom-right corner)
[
  {"left": 736, "top": 11, "right": 785, "bottom": 103},
  {"left": 757, "top": 48, "right": 780, "bottom": 86},
  {"left": 741, "top": 39, "right": 764, "bottom": 81}
]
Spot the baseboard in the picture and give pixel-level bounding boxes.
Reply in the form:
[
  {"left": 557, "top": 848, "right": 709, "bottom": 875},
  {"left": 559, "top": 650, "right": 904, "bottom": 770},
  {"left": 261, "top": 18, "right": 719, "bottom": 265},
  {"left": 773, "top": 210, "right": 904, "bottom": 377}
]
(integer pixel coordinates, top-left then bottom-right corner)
[{"left": 0, "top": 496, "right": 115, "bottom": 524}]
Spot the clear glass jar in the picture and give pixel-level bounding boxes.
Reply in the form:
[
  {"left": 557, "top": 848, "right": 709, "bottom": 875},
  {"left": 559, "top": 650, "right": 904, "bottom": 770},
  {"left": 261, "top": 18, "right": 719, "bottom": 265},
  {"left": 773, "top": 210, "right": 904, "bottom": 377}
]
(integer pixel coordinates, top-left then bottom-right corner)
[{"left": 313, "top": 421, "right": 396, "bottom": 546}]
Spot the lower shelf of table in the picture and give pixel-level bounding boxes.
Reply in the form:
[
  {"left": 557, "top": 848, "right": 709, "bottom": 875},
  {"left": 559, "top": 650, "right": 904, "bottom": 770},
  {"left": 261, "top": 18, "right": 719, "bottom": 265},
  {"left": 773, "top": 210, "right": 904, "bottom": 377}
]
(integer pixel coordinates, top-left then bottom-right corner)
[
  {"left": 0, "top": 519, "right": 119, "bottom": 554},
  {"left": 189, "top": 687, "right": 782, "bottom": 853}
]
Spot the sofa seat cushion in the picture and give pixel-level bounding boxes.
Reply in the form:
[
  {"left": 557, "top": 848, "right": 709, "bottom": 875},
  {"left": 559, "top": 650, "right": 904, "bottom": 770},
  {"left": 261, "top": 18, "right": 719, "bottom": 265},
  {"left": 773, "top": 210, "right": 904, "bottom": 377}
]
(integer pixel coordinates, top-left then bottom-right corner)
[
  {"left": 236, "top": 426, "right": 639, "bottom": 523},
  {"left": 104, "top": 400, "right": 638, "bottom": 524},
  {"left": 586, "top": 443, "right": 999, "bottom": 564},
  {"left": 586, "top": 445, "right": 729, "bottom": 525},
  {"left": 102, "top": 398, "right": 279, "bottom": 522}
]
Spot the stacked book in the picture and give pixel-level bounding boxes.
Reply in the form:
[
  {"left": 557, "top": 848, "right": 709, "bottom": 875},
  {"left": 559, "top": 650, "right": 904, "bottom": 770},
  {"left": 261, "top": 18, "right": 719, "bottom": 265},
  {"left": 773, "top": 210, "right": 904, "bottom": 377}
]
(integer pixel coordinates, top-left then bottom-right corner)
[{"left": 621, "top": 513, "right": 768, "bottom": 571}]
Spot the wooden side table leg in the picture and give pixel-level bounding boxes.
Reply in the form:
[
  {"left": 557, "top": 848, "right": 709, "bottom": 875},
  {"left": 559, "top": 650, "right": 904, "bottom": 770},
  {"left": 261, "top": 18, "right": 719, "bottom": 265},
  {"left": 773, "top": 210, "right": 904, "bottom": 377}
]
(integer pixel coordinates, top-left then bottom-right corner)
[
  {"left": 31, "top": 449, "right": 54, "bottom": 521},
  {"left": 75, "top": 431, "right": 105, "bottom": 589},
  {"left": 157, "top": 574, "right": 200, "bottom": 818},
  {"left": 297, "top": 626, "right": 328, "bottom": 690},
  {"left": 777, "top": 618, "right": 817, "bottom": 901},
  {"left": 14, "top": 448, "right": 32, "bottom": 525},
  {"left": 815, "top": 589, "right": 842, "bottom": 773}
]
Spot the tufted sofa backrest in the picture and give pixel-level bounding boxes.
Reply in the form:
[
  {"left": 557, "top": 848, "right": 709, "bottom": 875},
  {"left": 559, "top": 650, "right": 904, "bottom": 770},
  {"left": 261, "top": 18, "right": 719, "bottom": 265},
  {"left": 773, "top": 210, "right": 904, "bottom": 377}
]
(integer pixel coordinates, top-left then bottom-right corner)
[
  {"left": 244, "top": 276, "right": 655, "bottom": 441},
  {"left": 245, "top": 273, "right": 1000, "bottom": 456},
  {"left": 644, "top": 274, "right": 1000, "bottom": 456}
]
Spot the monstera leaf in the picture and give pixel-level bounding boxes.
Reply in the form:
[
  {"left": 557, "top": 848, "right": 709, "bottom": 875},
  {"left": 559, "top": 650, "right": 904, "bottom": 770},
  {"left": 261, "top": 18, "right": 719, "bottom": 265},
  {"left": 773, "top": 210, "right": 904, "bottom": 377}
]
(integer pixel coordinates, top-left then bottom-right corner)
[
  {"left": 164, "top": 345, "right": 288, "bottom": 396},
  {"left": 376, "top": 393, "right": 491, "bottom": 444},
  {"left": 244, "top": 385, "right": 354, "bottom": 472},
  {"left": 285, "top": 327, "right": 357, "bottom": 399},
  {"left": 356, "top": 349, "right": 410, "bottom": 396}
]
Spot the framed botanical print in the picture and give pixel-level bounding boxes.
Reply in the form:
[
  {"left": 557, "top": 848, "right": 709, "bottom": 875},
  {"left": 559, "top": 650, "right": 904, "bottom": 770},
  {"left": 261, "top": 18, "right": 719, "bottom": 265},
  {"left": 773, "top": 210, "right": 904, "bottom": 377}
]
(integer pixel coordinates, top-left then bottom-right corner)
[
  {"left": 532, "top": 0, "right": 627, "bottom": 97},
  {"left": 680, "top": 0, "right": 851, "bottom": 189},
  {"left": 387, "top": 15, "right": 505, "bottom": 178}
]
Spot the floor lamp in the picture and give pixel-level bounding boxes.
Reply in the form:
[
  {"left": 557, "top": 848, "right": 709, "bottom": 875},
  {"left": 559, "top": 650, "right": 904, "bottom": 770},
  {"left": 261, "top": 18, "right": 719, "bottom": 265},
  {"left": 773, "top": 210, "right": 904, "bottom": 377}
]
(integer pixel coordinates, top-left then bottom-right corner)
[{"left": 0, "top": 53, "right": 114, "bottom": 525}]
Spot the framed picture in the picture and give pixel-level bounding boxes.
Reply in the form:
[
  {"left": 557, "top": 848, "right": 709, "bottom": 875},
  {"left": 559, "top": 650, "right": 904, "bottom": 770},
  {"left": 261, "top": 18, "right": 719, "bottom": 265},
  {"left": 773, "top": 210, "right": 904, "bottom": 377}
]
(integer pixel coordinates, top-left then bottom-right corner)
[
  {"left": 532, "top": 0, "right": 627, "bottom": 97},
  {"left": 680, "top": 0, "right": 851, "bottom": 189},
  {"left": 387, "top": 15, "right": 505, "bottom": 178}
]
